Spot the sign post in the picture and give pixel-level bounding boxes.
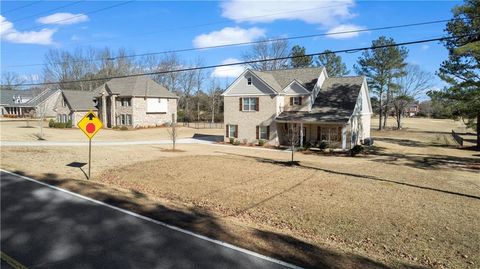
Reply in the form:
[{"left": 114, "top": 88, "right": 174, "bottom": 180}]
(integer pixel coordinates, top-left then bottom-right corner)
[{"left": 77, "top": 110, "right": 103, "bottom": 179}]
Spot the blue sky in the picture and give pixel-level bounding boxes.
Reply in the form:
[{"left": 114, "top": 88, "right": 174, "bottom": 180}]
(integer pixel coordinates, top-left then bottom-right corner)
[{"left": 1, "top": 0, "right": 461, "bottom": 92}]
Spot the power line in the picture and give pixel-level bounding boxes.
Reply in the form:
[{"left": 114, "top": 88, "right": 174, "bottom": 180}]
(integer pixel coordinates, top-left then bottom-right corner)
[
  {"left": 1, "top": 1, "right": 85, "bottom": 25},
  {"left": 5, "top": 33, "right": 476, "bottom": 87},
  {"left": 15, "top": 1, "right": 134, "bottom": 32},
  {"left": 5, "top": 17, "right": 462, "bottom": 68},
  {"left": 2, "top": 1, "right": 41, "bottom": 14}
]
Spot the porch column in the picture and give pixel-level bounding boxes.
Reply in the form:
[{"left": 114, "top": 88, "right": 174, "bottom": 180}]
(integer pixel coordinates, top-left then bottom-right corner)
[
  {"left": 342, "top": 126, "right": 347, "bottom": 150},
  {"left": 300, "top": 122, "right": 303, "bottom": 147},
  {"left": 101, "top": 94, "right": 107, "bottom": 126},
  {"left": 111, "top": 95, "right": 116, "bottom": 127}
]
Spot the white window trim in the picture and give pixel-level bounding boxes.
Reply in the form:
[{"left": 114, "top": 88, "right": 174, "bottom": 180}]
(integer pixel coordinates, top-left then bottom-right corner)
[
  {"left": 229, "top": 125, "right": 236, "bottom": 138},
  {"left": 292, "top": 97, "right": 301, "bottom": 105},
  {"left": 242, "top": 97, "right": 256, "bottom": 111},
  {"left": 259, "top": 126, "right": 268, "bottom": 140},
  {"left": 246, "top": 76, "right": 252, "bottom": 86}
]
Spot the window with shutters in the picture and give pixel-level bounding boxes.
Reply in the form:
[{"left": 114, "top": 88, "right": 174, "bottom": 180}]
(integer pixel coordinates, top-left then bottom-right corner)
[
  {"left": 242, "top": 97, "right": 257, "bottom": 111},
  {"left": 229, "top": 125, "right": 237, "bottom": 138},
  {"left": 259, "top": 126, "right": 268, "bottom": 140},
  {"left": 292, "top": 97, "right": 301, "bottom": 105}
]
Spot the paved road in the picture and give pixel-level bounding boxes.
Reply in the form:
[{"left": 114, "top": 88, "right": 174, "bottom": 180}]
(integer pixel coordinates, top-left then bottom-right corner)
[
  {"left": 0, "top": 138, "right": 216, "bottom": 147},
  {"left": 1, "top": 171, "right": 299, "bottom": 269}
]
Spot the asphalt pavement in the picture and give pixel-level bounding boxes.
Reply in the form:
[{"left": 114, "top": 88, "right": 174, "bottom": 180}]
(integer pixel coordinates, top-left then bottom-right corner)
[{"left": 1, "top": 170, "right": 300, "bottom": 269}]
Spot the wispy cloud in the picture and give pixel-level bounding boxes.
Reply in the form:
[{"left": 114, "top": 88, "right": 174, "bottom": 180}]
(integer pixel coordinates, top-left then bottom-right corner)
[
  {"left": 326, "top": 24, "right": 366, "bottom": 39},
  {"left": 193, "top": 26, "right": 265, "bottom": 48},
  {"left": 0, "top": 15, "right": 56, "bottom": 45},
  {"left": 221, "top": 0, "right": 356, "bottom": 27},
  {"left": 211, "top": 58, "right": 245, "bottom": 78},
  {"left": 37, "top": 12, "right": 89, "bottom": 25}
]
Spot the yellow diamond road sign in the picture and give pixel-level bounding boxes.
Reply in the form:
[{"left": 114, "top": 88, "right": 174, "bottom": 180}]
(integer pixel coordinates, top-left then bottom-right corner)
[{"left": 77, "top": 110, "right": 103, "bottom": 139}]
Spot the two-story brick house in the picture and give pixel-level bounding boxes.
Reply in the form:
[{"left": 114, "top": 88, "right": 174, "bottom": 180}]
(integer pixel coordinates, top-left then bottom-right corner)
[
  {"left": 93, "top": 76, "right": 178, "bottom": 128},
  {"left": 222, "top": 67, "right": 372, "bottom": 150}
]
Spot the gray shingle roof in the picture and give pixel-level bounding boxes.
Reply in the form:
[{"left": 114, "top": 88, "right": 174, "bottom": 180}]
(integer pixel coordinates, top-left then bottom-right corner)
[
  {"left": 0, "top": 88, "right": 58, "bottom": 107},
  {"left": 62, "top": 90, "right": 97, "bottom": 111},
  {"left": 95, "top": 76, "right": 178, "bottom": 98},
  {"left": 252, "top": 67, "right": 323, "bottom": 92},
  {"left": 277, "top": 76, "right": 365, "bottom": 123}
]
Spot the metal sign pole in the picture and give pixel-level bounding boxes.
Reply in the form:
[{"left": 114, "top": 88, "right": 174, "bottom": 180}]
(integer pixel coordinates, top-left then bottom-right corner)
[{"left": 88, "top": 138, "right": 92, "bottom": 180}]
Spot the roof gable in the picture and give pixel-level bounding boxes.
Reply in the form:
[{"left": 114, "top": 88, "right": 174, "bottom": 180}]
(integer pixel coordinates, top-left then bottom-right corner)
[
  {"left": 222, "top": 69, "right": 277, "bottom": 96},
  {"left": 281, "top": 80, "right": 310, "bottom": 95},
  {"left": 94, "top": 76, "right": 178, "bottom": 98}
]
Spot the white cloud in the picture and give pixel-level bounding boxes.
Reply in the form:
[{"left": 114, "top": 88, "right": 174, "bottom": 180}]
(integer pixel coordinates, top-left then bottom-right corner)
[
  {"left": 193, "top": 26, "right": 265, "bottom": 48},
  {"left": 221, "top": 0, "right": 355, "bottom": 27},
  {"left": 326, "top": 24, "right": 365, "bottom": 39},
  {"left": 37, "top": 12, "right": 89, "bottom": 25},
  {"left": 211, "top": 58, "right": 245, "bottom": 78},
  {"left": 0, "top": 15, "right": 55, "bottom": 45},
  {"left": 421, "top": 44, "right": 430, "bottom": 50}
]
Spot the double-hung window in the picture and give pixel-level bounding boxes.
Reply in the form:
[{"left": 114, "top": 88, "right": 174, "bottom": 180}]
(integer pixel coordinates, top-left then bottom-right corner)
[
  {"left": 243, "top": 97, "right": 256, "bottom": 111},
  {"left": 291, "top": 97, "right": 301, "bottom": 105},
  {"left": 259, "top": 126, "right": 268, "bottom": 140},
  {"left": 120, "top": 98, "right": 131, "bottom": 107},
  {"left": 118, "top": 114, "right": 132, "bottom": 125},
  {"left": 228, "top": 125, "right": 237, "bottom": 138},
  {"left": 247, "top": 77, "right": 252, "bottom": 85}
]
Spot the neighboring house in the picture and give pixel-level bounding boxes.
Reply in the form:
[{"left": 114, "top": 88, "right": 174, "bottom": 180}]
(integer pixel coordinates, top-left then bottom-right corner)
[
  {"left": 0, "top": 88, "right": 61, "bottom": 118},
  {"left": 54, "top": 90, "right": 97, "bottom": 125},
  {"left": 406, "top": 104, "right": 420, "bottom": 117},
  {"left": 93, "top": 76, "right": 178, "bottom": 128},
  {"left": 222, "top": 67, "right": 372, "bottom": 150}
]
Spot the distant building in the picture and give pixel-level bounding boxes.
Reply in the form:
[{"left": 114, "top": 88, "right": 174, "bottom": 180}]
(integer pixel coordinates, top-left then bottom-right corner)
[
  {"left": 406, "top": 104, "right": 420, "bottom": 117},
  {"left": 93, "top": 76, "right": 179, "bottom": 128},
  {"left": 54, "top": 90, "right": 97, "bottom": 125},
  {"left": 0, "top": 88, "right": 61, "bottom": 118}
]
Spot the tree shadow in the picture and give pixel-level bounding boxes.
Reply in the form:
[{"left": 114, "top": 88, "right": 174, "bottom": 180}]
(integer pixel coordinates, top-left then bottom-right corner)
[
  {"left": 368, "top": 147, "right": 480, "bottom": 172},
  {"left": 1, "top": 169, "right": 425, "bottom": 269},
  {"left": 217, "top": 152, "right": 480, "bottom": 201},
  {"left": 374, "top": 137, "right": 454, "bottom": 148}
]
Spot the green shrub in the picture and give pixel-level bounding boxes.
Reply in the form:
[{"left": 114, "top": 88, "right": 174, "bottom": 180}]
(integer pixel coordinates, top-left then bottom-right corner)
[
  {"left": 233, "top": 140, "right": 240, "bottom": 146},
  {"left": 258, "top": 139, "right": 265, "bottom": 146},
  {"left": 318, "top": 141, "right": 328, "bottom": 150},
  {"left": 48, "top": 119, "right": 55, "bottom": 128},
  {"left": 304, "top": 141, "right": 312, "bottom": 149},
  {"left": 120, "top": 126, "right": 128, "bottom": 131},
  {"left": 66, "top": 119, "right": 72, "bottom": 128},
  {"left": 350, "top": 145, "right": 364, "bottom": 156},
  {"left": 229, "top": 138, "right": 235, "bottom": 144},
  {"left": 112, "top": 125, "right": 119, "bottom": 130}
]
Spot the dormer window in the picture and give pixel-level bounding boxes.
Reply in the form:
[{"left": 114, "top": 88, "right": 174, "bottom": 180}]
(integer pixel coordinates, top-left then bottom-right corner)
[{"left": 247, "top": 77, "right": 252, "bottom": 86}]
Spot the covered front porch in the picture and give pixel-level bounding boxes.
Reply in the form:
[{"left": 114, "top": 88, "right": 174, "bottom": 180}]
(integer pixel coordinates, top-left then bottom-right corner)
[{"left": 276, "top": 121, "right": 351, "bottom": 150}]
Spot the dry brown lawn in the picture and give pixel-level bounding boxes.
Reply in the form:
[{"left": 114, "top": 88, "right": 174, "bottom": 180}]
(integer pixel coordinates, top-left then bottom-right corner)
[
  {"left": 0, "top": 119, "right": 222, "bottom": 141},
  {"left": 1, "top": 117, "right": 479, "bottom": 269}
]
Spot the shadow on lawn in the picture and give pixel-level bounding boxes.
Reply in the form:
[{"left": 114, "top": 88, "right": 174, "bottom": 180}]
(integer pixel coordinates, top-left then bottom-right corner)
[
  {"left": 1, "top": 171, "right": 430, "bottom": 268},
  {"left": 218, "top": 152, "right": 480, "bottom": 201},
  {"left": 374, "top": 137, "right": 454, "bottom": 148},
  {"left": 2, "top": 169, "right": 426, "bottom": 269}
]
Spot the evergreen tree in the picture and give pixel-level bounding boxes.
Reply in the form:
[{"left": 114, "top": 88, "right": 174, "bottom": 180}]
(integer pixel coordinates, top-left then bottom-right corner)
[
  {"left": 315, "top": 50, "right": 349, "bottom": 76},
  {"left": 290, "top": 45, "right": 312, "bottom": 68},
  {"left": 355, "top": 36, "right": 408, "bottom": 130},
  {"left": 434, "top": 0, "right": 480, "bottom": 149}
]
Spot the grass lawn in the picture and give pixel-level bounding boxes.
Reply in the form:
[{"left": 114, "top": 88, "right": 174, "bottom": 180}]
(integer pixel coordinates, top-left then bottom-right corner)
[{"left": 1, "top": 117, "right": 479, "bottom": 268}]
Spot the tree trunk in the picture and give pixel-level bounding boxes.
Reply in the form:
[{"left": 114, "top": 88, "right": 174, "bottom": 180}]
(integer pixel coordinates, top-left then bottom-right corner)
[
  {"left": 477, "top": 113, "right": 480, "bottom": 151},
  {"left": 211, "top": 97, "right": 215, "bottom": 123},
  {"left": 378, "top": 94, "right": 383, "bottom": 130}
]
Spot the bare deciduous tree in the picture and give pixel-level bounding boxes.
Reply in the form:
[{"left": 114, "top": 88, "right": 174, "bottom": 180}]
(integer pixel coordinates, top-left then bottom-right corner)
[
  {"left": 1, "top": 72, "right": 26, "bottom": 90},
  {"left": 167, "top": 114, "right": 177, "bottom": 151},
  {"left": 242, "top": 39, "right": 290, "bottom": 71},
  {"left": 393, "top": 64, "right": 433, "bottom": 129},
  {"left": 286, "top": 122, "right": 300, "bottom": 163}
]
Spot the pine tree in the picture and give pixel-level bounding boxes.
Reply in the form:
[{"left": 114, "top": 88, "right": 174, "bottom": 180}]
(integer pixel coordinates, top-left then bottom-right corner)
[
  {"left": 315, "top": 50, "right": 349, "bottom": 76},
  {"left": 435, "top": 0, "right": 480, "bottom": 149},
  {"left": 290, "top": 45, "right": 312, "bottom": 68},
  {"left": 355, "top": 36, "right": 408, "bottom": 130}
]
